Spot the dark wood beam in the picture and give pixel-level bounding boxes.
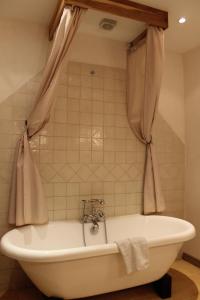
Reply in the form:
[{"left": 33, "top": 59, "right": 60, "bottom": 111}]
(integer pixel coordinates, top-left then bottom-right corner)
[
  {"left": 49, "top": 0, "right": 168, "bottom": 40},
  {"left": 129, "top": 29, "right": 147, "bottom": 49},
  {"left": 49, "top": 0, "right": 66, "bottom": 40}
]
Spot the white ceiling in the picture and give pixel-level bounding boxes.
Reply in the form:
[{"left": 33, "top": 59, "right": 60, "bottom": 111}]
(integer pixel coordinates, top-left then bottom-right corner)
[
  {"left": 132, "top": 0, "right": 200, "bottom": 53},
  {"left": 78, "top": 10, "right": 146, "bottom": 44},
  {"left": 0, "top": 0, "right": 200, "bottom": 53}
]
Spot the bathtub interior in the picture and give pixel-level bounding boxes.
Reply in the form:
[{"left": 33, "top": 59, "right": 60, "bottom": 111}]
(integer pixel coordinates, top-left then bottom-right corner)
[{"left": 2, "top": 214, "right": 195, "bottom": 251}]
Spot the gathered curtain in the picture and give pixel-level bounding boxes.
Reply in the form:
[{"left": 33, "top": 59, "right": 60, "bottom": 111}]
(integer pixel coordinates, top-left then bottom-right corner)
[
  {"left": 127, "top": 26, "right": 165, "bottom": 214},
  {"left": 9, "top": 7, "right": 84, "bottom": 226}
]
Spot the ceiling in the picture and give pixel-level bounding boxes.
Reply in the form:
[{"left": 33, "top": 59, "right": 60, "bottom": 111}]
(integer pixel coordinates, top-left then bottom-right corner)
[
  {"left": 0, "top": 0, "right": 200, "bottom": 53},
  {"left": 78, "top": 10, "right": 145, "bottom": 43}
]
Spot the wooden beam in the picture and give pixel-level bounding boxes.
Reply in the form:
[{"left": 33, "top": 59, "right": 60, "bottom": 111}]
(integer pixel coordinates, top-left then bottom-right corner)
[
  {"left": 65, "top": 0, "right": 168, "bottom": 28},
  {"left": 49, "top": 0, "right": 168, "bottom": 40},
  {"left": 129, "top": 29, "right": 147, "bottom": 49},
  {"left": 49, "top": 0, "right": 66, "bottom": 40}
]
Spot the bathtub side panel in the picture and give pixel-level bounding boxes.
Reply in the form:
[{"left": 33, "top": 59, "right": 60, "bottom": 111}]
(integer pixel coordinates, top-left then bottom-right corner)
[{"left": 19, "top": 243, "right": 182, "bottom": 299}]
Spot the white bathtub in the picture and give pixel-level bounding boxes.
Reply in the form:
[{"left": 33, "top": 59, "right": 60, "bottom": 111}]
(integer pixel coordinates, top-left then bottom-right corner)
[{"left": 0, "top": 214, "right": 195, "bottom": 299}]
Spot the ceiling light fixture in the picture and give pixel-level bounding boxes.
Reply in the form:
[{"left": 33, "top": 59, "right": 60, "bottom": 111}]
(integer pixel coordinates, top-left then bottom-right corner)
[{"left": 178, "top": 17, "right": 186, "bottom": 24}]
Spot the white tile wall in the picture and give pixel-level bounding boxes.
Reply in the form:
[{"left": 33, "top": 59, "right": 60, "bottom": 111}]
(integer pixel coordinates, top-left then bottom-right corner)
[
  {"left": 35, "top": 61, "right": 144, "bottom": 220},
  {"left": 0, "top": 60, "right": 185, "bottom": 292}
]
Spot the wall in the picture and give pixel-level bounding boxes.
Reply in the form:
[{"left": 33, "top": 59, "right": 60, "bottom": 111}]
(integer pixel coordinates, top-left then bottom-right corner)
[
  {"left": 183, "top": 46, "right": 200, "bottom": 260},
  {"left": 34, "top": 58, "right": 184, "bottom": 221},
  {"left": 68, "top": 33, "right": 127, "bottom": 69},
  {"left": 0, "top": 27, "right": 185, "bottom": 294},
  {"left": 0, "top": 18, "right": 50, "bottom": 295},
  {"left": 0, "top": 18, "right": 49, "bottom": 103},
  {"left": 69, "top": 35, "right": 186, "bottom": 144},
  {"left": 159, "top": 51, "right": 185, "bottom": 143}
]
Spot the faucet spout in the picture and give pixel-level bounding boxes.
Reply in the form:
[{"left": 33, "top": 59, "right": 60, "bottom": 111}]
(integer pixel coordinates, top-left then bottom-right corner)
[{"left": 90, "top": 218, "right": 99, "bottom": 234}]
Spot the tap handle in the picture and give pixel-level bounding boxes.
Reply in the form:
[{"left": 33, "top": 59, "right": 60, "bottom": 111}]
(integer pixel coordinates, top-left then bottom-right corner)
[
  {"left": 90, "top": 199, "right": 104, "bottom": 205},
  {"left": 98, "top": 211, "right": 104, "bottom": 218}
]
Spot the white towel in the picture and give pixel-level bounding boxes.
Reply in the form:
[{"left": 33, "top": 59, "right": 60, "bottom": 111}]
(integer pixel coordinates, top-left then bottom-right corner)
[
  {"left": 115, "top": 238, "right": 133, "bottom": 274},
  {"left": 115, "top": 237, "right": 149, "bottom": 274}
]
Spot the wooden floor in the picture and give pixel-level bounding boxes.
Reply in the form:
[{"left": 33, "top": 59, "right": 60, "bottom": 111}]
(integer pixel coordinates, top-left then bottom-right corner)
[
  {"left": 173, "top": 260, "right": 200, "bottom": 300},
  {"left": 0, "top": 261, "right": 199, "bottom": 300}
]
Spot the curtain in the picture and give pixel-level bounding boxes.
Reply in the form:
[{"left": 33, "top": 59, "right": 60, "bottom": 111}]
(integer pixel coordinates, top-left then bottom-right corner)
[
  {"left": 127, "top": 26, "right": 165, "bottom": 214},
  {"left": 9, "top": 7, "right": 83, "bottom": 226}
]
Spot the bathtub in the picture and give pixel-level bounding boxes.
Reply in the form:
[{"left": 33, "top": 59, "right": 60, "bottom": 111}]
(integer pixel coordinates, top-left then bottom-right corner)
[{"left": 0, "top": 214, "right": 195, "bottom": 299}]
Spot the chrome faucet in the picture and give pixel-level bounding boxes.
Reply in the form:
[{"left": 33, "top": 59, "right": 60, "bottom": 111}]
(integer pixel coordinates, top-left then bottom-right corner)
[{"left": 81, "top": 199, "right": 105, "bottom": 234}]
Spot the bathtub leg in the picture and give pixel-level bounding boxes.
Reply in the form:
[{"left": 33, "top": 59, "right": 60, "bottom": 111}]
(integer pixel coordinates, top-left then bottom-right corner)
[{"left": 153, "top": 273, "right": 172, "bottom": 299}]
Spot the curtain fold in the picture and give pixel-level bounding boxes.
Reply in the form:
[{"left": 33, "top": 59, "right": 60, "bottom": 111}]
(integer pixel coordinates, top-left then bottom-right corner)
[
  {"left": 127, "top": 26, "right": 165, "bottom": 214},
  {"left": 9, "top": 7, "right": 83, "bottom": 226}
]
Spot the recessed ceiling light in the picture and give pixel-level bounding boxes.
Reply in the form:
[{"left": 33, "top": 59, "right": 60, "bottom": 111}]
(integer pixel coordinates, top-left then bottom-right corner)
[{"left": 178, "top": 17, "right": 186, "bottom": 24}]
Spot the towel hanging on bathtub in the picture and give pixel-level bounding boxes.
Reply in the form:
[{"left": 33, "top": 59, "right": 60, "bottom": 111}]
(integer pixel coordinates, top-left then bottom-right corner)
[
  {"left": 8, "top": 7, "right": 84, "bottom": 226},
  {"left": 115, "top": 237, "right": 149, "bottom": 274}
]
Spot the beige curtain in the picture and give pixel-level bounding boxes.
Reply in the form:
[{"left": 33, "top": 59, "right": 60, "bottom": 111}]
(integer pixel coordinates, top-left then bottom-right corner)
[
  {"left": 127, "top": 26, "right": 165, "bottom": 214},
  {"left": 9, "top": 7, "right": 83, "bottom": 226}
]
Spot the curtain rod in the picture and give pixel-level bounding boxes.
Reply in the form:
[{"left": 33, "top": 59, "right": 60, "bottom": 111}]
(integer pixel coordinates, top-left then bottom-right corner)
[
  {"left": 128, "top": 38, "right": 146, "bottom": 53},
  {"left": 129, "top": 29, "right": 147, "bottom": 51},
  {"left": 49, "top": 0, "right": 168, "bottom": 40}
]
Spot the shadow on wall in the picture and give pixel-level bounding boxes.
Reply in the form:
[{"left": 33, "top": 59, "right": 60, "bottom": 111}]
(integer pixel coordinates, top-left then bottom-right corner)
[
  {"left": 0, "top": 60, "right": 184, "bottom": 294},
  {"left": 154, "top": 114, "right": 184, "bottom": 217}
]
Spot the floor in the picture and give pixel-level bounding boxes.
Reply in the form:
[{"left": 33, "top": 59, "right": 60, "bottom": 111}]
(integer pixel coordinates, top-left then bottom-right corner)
[
  {"left": 83, "top": 267, "right": 198, "bottom": 300},
  {"left": 173, "top": 260, "right": 200, "bottom": 300},
  {"left": 0, "top": 260, "right": 199, "bottom": 300}
]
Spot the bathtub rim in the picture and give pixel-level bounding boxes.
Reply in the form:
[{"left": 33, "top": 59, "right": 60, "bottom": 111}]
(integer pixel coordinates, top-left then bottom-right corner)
[{"left": 0, "top": 215, "right": 195, "bottom": 263}]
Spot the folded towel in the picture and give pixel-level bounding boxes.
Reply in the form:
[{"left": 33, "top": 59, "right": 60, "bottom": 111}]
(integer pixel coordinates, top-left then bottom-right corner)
[
  {"left": 130, "top": 237, "right": 149, "bottom": 271},
  {"left": 115, "top": 237, "right": 149, "bottom": 274},
  {"left": 115, "top": 238, "right": 133, "bottom": 274}
]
